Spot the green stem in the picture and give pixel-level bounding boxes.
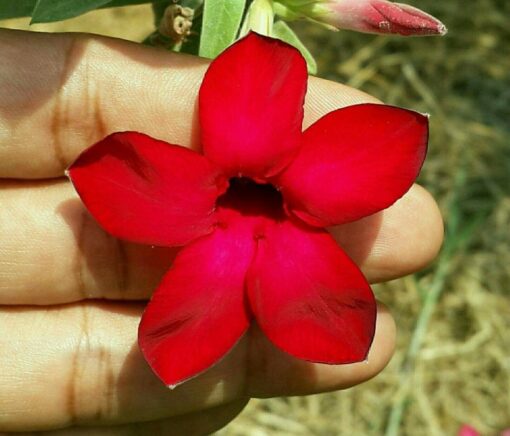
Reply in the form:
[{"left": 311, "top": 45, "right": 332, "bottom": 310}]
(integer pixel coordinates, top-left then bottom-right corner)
[
  {"left": 385, "top": 169, "right": 468, "bottom": 436},
  {"left": 244, "top": 0, "right": 274, "bottom": 36},
  {"left": 384, "top": 258, "right": 451, "bottom": 436}
]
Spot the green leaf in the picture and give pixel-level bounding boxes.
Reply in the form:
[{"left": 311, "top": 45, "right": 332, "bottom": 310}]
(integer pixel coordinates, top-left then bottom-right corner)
[
  {"left": 199, "top": 0, "right": 246, "bottom": 59},
  {"left": 0, "top": 1, "right": 36, "bottom": 20},
  {"left": 106, "top": 0, "right": 154, "bottom": 6},
  {"left": 31, "top": 0, "right": 114, "bottom": 23},
  {"left": 0, "top": 0, "right": 155, "bottom": 20},
  {"left": 272, "top": 20, "right": 317, "bottom": 75}
]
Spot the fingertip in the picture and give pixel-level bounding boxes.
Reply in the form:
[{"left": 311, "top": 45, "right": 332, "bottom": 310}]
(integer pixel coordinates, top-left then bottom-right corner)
[
  {"left": 411, "top": 184, "right": 445, "bottom": 268},
  {"left": 352, "top": 301, "right": 396, "bottom": 385},
  {"left": 369, "top": 184, "right": 444, "bottom": 282},
  {"left": 332, "top": 184, "right": 444, "bottom": 283},
  {"left": 247, "top": 301, "right": 396, "bottom": 397},
  {"left": 304, "top": 76, "right": 381, "bottom": 128},
  {"left": 306, "top": 301, "right": 396, "bottom": 392}
]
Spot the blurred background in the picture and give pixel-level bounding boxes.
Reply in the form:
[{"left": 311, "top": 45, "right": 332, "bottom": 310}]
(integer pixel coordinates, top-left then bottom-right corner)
[{"left": 1, "top": 0, "right": 509, "bottom": 434}]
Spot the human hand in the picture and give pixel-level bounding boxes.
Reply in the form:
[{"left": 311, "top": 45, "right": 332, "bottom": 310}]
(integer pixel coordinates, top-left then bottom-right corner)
[{"left": 0, "top": 29, "right": 443, "bottom": 434}]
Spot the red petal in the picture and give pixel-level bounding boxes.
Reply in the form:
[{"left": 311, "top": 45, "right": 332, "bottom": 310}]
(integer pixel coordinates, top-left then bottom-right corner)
[
  {"left": 247, "top": 219, "right": 376, "bottom": 363},
  {"left": 138, "top": 219, "right": 255, "bottom": 387},
  {"left": 68, "top": 132, "right": 227, "bottom": 246},
  {"left": 199, "top": 32, "right": 307, "bottom": 180},
  {"left": 276, "top": 104, "right": 428, "bottom": 227}
]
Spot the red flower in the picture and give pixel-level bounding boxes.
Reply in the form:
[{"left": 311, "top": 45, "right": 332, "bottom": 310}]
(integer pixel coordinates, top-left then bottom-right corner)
[
  {"left": 68, "top": 33, "right": 428, "bottom": 388},
  {"left": 458, "top": 425, "right": 481, "bottom": 436}
]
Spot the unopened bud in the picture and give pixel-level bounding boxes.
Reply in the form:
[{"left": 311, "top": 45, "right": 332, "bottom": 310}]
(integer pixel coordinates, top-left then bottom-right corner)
[{"left": 277, "top": 0, "right": 447, "bottom": 36}]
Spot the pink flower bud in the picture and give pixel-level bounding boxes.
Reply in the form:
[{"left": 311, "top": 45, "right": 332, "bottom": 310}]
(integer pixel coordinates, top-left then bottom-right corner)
[
  {"left": 458, "top": 424, "right": 481, "bottom": 436},
  {"left": 318, "top": 0, "right": 446, "bottom": 36}
]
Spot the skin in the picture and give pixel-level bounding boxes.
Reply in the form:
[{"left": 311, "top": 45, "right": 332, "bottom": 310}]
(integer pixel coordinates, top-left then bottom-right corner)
[{"left": 0, "top": 29, "right": 444, "bottom": 434}]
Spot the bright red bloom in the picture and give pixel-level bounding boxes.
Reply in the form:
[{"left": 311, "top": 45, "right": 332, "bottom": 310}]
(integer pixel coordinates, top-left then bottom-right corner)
[{"left": 68, "top": 33, "right": 428, "bottom": 388}]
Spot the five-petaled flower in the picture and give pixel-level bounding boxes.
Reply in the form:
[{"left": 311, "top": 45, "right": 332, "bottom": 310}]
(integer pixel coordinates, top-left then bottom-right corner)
[{"left": 68, "top": 33, "right": 428, "bottom": 388}]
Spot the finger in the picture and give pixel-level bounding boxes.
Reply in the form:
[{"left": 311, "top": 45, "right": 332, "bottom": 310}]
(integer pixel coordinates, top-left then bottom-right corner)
[
  {"left": 0, "top": 180, "right": 442, "bottom": 304},
  {"left": 247, "top": 302, "right": 396, "bottom": 397},
  {"left": 0, "top": 179, "right": 175, "bottom": 304},
  {"left": 0, "top": 301, "right": 394, "bottom": 432},
  {"left": 0, "top": 29, "right": 378, "bottom": 178},
  {"left": 332, "top": 183, "right": 443, "bottom": 283},
  {"left": 14, "top": 400, "right": 248, "bottom": 436}
]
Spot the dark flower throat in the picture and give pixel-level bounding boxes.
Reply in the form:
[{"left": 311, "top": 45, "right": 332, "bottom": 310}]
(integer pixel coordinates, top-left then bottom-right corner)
[{"left": 216, "top": 177, "right": 284, "bottom": 219}]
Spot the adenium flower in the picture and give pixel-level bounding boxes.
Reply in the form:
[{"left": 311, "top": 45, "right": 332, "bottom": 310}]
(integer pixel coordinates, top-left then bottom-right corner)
[
  {"left": 458, "top": 424, "right": 510, "bottom": 436},
  {"left": 68, "top": 33, "right": 428, "bottom": 387},
  {"left": 276, "top": 0, "right": 447, "bottom": 36},
  {"left": 458, "top": 425, "right": 480, "bottom": 436}
]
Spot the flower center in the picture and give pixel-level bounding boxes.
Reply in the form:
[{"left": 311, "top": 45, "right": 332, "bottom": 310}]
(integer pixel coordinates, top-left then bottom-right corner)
[{"left": 216, "top": 177, "right": 284, "bottom": 219}]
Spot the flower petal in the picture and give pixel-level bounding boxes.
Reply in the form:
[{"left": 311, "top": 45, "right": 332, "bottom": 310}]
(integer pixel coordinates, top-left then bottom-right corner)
[
  {"left": 247, "top": 219, "right": 376, "bottom": 363},
  {"left": 276, "top": 104, "right": 428, "bottom": 227},
  {"left": 138, "top": 219, "right": 255, "bottom": 387},
  {"left": 68, "top": 132, "right": 227, "bottom": 247},
  {"left": 199, "top": 32, "right": 307, "bottom": 180}
]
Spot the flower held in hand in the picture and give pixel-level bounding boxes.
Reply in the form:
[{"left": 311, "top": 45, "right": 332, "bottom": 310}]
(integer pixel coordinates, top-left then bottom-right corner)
[{"left": 68, "top": 33, "right": 428, "bottom": 388}]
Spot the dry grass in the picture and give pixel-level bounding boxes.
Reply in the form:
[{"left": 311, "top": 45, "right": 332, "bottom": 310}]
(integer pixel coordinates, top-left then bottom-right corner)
[
  {"left": 228, "top": 2, "right": 510, "bottom": 434},
  {"left": 2, "top": 1, "right": 509, "bottom": 434}
]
